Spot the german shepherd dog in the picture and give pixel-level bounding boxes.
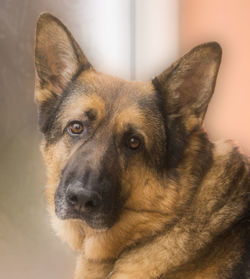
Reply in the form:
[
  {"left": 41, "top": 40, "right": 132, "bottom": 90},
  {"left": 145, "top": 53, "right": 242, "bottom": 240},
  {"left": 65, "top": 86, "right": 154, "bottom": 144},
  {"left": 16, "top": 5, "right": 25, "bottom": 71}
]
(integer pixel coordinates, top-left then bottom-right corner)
[{"left": 34, "top": 13, "right": 249, "bottom": 279}]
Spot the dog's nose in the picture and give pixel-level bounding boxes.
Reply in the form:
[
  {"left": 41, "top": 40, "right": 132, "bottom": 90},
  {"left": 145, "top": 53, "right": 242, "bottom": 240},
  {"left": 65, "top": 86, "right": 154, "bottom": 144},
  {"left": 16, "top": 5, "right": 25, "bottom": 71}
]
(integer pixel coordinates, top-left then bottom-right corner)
[{"left": 66, "top": 182, "right": 102, "bottom": 212}]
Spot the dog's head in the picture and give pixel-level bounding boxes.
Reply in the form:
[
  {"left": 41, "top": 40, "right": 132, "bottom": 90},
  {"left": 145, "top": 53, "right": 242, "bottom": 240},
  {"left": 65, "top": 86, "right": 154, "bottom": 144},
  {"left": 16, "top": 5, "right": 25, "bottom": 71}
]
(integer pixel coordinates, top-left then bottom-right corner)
[{"left": 35, "top": 13, "right": 221, "bottom": 230}]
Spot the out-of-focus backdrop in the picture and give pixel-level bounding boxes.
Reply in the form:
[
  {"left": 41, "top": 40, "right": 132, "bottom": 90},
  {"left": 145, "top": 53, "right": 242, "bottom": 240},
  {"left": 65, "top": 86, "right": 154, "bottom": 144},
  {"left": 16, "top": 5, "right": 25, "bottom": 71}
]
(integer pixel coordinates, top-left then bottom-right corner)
[{"left": 0, "top": 1, "right": 249, "bottom": 278}]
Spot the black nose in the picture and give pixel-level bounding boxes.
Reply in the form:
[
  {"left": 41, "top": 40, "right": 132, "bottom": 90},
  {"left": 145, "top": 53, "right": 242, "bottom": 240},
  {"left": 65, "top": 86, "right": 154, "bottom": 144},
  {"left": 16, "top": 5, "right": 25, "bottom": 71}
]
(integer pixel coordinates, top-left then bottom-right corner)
[{"left": 66, "top": 181, "right": 102, "bottom": 212}]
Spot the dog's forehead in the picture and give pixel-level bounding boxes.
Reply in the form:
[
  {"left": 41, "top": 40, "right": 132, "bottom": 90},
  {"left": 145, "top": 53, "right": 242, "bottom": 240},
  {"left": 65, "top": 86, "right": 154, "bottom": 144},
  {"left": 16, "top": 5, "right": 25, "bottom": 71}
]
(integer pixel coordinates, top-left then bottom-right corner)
[
  {"left": 78, "top": 70, "right": 155, "bottom": 102},
  {"left": 62, "top": 71, "right": 157, "bottom": 120}
]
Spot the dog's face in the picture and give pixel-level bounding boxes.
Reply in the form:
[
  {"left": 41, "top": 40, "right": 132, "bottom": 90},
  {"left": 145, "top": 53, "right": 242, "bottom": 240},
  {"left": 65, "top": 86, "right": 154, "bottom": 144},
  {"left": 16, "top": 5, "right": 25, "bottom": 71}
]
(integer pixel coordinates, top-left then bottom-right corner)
[
  {"left": 44, "top": 72, "right": 167, "bottom": 229},
  {"left": 35, "top": 14, "right": 221, "bottom": 230}
]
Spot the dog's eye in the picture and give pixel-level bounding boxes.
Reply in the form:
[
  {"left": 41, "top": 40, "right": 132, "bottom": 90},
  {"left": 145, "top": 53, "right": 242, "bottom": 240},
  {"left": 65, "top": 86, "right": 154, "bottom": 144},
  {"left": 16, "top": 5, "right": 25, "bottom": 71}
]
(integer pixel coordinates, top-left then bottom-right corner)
[
  {"left": 67, "top": 121, "right": 84, "bottom": 135},
  {"left": 128, "top": 136, "right": 141, "bottom": 150}
]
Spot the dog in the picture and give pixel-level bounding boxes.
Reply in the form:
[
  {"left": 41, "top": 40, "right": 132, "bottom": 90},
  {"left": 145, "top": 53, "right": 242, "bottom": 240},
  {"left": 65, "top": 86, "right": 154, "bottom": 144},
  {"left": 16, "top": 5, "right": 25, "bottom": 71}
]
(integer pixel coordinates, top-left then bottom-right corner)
[{"left": 34, "top": 13, "right": 249, "bottom": 279}]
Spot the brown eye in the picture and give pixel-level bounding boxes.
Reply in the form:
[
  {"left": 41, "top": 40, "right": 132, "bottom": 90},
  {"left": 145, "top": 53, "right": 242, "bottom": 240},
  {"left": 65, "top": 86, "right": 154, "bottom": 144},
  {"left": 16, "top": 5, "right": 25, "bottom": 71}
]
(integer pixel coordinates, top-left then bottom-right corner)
[
  {"left": 67, "top": 121, "right": 84, "bottom": 135},
  {"left": 128, "top": 136, "right": 141, "bottom": 150}
]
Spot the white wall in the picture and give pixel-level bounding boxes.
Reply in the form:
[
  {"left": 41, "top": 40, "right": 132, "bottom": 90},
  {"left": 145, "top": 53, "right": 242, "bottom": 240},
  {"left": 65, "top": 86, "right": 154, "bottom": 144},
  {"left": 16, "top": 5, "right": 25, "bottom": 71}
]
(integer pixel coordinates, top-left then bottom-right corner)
[
  {"left": 76, "top": 0, "right": 132, "bottom": 80},
  {"left": 74, "top": 0, "right": 179, "bottom": 81},
  {"left": 134, "top": 0, "right": 179, "bottom": 80}
]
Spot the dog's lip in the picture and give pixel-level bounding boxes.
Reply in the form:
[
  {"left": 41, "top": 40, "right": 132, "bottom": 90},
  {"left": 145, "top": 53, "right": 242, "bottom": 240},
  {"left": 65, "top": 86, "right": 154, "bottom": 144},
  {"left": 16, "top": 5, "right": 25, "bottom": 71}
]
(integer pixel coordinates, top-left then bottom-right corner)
[
  {"left": 57, "top": 207, "right": 115, "bottom": 229},
  {"left": 79, "top": 212, "right": 116, "bottom": 230}
]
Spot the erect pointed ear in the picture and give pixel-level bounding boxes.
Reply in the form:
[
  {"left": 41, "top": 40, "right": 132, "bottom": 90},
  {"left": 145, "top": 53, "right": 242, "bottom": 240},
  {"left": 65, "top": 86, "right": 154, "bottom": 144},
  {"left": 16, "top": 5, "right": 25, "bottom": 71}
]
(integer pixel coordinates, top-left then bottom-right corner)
[
  {"left": 35, "top": 13, "right": 93, "bottom": 103},
  {"left": 153, "top": 42, "right": 222, "bottom": 128}
]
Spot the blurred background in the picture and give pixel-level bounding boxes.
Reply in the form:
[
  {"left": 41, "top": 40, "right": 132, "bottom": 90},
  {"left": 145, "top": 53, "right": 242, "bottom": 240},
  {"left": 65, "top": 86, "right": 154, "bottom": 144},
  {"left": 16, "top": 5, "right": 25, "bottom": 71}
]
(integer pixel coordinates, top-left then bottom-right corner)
[{"left": 0, "top": 0, "right": 249, "bottom": 278}]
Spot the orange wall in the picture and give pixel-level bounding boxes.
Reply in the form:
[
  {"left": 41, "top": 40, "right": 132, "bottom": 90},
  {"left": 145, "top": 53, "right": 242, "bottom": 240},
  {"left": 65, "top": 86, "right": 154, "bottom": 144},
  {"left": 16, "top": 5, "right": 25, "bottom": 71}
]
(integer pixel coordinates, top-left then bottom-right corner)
[{"left": 180, "top": 0, "right": 250, "bottom": 155}]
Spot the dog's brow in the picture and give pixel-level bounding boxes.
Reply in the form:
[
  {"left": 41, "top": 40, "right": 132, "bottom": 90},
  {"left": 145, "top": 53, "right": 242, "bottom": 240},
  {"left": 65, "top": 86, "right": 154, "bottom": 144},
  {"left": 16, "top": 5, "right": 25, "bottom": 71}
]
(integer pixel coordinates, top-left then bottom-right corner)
[
  {"left": 113, "top": 106, "right": 157, "bottom": 148},
  {"left": 58, "top": 94, "right": 105, "bottom": 126}
]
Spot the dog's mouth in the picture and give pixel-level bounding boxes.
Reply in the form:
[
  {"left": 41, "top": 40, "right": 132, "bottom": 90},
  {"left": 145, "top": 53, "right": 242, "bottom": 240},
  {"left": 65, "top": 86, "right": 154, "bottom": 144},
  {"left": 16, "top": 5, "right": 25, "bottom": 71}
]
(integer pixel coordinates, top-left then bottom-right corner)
[{"left": 55, "top": 195, "right": 120, "bottom": 230}]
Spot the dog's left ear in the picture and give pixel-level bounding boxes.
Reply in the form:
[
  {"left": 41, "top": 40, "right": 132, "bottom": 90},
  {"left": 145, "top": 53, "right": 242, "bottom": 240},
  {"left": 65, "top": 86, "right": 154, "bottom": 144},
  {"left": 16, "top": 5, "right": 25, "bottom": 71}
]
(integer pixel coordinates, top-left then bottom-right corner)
[
  {"left": 153, "top": 42, "right": 222, "bottom": 128},
  {"left": 35, "top": 13, "right": 93, "bottom": 104}
]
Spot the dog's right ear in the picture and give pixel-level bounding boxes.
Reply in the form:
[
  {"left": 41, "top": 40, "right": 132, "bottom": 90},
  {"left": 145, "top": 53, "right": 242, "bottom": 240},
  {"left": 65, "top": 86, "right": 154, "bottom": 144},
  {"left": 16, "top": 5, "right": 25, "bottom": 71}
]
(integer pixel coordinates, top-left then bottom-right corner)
[
  {"left": 153, "top": 42, "right": 222, "bottom": 129},
  {"left": 35, "top": 13, "right": 92, "bottom": 104}
]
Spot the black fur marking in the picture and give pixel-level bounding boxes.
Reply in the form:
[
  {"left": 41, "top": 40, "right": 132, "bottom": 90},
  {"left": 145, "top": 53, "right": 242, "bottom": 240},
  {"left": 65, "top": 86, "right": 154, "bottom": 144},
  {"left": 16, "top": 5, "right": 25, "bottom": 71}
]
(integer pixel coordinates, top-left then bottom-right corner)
[
  {"left": 85, "top": 109, "right": 97, "bottom": 121},
  {"left": 38, "top": 91, "right": 60, "bottom": 134},
  {"left": 230, "top": 217, "right": 250, "bottom": 279},
  {"left": 152, "top": 79, "right": 189, "bottom": 170},
  {"left": 136, "top": 97, "right": 167, "bottom": 171},
  {"left": 124, "top": 207, "right": 170, "bottom": 217},
  {"left": 216, "top": 157, "right": 246, "bottom": 213},
  {"left": 189, "top": 131, "right": 214, "bottom": 185},
  {"left": 38, "top": 66, "right": 86, "bottom": 143}
]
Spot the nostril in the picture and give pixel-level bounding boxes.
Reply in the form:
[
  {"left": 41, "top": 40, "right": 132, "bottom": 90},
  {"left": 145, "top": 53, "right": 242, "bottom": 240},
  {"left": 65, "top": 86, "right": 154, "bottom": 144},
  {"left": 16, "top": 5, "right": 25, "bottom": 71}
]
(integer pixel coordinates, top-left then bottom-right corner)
[
  {"left": 84, "top": 197, "right": 100, "bottom": 209},
  {"left": 67, "top": 193, "right": 78, "bottom": 205},
  {"left": 85, "top": 200, "right": 95, "bottom": 209}
]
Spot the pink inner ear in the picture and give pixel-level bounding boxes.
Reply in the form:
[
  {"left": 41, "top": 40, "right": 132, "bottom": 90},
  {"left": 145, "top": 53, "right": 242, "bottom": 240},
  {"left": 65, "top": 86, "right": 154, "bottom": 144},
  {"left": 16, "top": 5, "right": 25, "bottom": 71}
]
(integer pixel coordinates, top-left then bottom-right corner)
[
  {"left": 46, "top": 44, "right": 72, "bottom": 94},
  {"left": 47, "top": 47, "right": 58, "bottom": 75},
  {"left": 35, "top": 14, "right": 93, "bottom": 102},
  {"left": 47, "top": 45, "right": 68, "bottom": 76}
]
